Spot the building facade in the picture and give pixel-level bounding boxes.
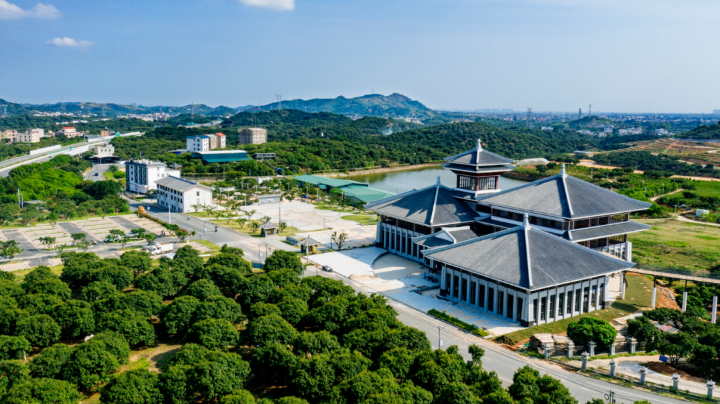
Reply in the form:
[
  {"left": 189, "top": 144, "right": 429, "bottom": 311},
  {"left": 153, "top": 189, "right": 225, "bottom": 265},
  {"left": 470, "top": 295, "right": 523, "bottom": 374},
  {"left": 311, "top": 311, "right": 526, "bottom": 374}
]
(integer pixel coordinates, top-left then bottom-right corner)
[
  {"left": 366, "top": 139, "right": 652, "bottom": 325},
  {"left": 238, "top": 128, "right": 267, "bottom": 145},
  {"left": 17, "top": 131, "right": 41, "bottom": 143},
  {"left": 58, "top": 127, "right": 81, "bottom": 138},
  {"left": 156, "top": 176, "right": 213, "bottom": 213},
  {"left": 187, "top": 135, "right": 211, "bottom": 152},
  {"left": 1, "top": 130, "right": 18, "bottom": 142},
  {"left": 125, "top": 159, "right": 181, "bottom": 194}
]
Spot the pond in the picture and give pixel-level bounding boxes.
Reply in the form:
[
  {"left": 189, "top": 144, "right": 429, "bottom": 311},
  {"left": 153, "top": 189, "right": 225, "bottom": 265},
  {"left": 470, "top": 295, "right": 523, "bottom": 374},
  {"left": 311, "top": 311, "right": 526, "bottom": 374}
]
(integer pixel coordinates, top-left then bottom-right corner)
[{"left": 345, "top": 165, "right": 528, "bottom": 195}]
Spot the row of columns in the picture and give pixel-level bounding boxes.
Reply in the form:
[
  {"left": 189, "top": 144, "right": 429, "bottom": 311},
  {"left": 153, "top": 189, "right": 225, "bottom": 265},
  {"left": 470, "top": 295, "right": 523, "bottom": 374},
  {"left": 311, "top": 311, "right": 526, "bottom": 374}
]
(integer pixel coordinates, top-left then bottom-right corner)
[
  {"left": 649, "top": 275, "right": 718, "bottom": 324},
  {"left": 378, "top": 223, "right": 424, "bottom": 263},
  {"left": 444, "top": 267, "right": 526, "bottom": 323},
  {"left": 528, "top": 277, "right": 606, "bottom": 326}
]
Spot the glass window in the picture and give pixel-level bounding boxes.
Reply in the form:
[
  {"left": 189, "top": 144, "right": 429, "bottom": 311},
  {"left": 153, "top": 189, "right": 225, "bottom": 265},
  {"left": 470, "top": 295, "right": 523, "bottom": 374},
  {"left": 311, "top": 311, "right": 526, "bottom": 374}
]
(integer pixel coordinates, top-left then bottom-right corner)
[
  {"left": 507, "top": 295, "right": 514, "bottom": 320},
  {"left": 461, "top": 279, "right": 468, "bottom": 301},
  {"left": 488, "top": 288, "right": 495, "bottom": 312},
  {"left": 453, "top": 276, "right": 459, "bottom": 298},
  {"left": 558, "top": 294, "right": 565, "bottom": 316},
  {"left": 470, "top": 282, "right": 477, "bottom": 305},
  {"left": 517, "top": 297, "right": 523, "bottom": 321},
  {"left": 567, "top": 291, "right": 573, "bottom": 314},
  {"left": 497, "top": 291, "right": 504, "bottom": 316},
  {"left": 540, "top": 297, "right": 547, "bottom": 321},
  {"left": 479, "top": 285, "right": 486, "bottom": 308},
  {"left": 549, "top": 295, "right": 556, "bottom": 319}
]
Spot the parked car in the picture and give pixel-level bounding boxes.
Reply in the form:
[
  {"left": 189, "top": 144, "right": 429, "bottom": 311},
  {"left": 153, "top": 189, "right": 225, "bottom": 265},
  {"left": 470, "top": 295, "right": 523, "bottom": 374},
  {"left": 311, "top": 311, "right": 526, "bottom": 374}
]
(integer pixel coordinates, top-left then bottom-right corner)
[
  {"left": 94, "top": 172, "right": 99, "bottom": 176},
  {"left": 321, "top": 265, "right": 333, "bottom": 272}
]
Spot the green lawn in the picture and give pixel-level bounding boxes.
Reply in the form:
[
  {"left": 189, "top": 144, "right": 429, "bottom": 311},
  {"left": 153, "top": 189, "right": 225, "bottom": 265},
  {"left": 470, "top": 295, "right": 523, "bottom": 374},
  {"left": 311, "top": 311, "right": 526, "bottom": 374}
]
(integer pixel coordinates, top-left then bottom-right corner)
[
  {"left": 341, "top": 214, "right": 379, "bottom": 225},
  {"left": 497, "top": 274, "right": 652, "bottom": 345},
  {"left": 630, "top": 218, "right": 720, "bottom": 272},
  {"left": 210, "top": 219, "right": 301, "bottom": 239}
]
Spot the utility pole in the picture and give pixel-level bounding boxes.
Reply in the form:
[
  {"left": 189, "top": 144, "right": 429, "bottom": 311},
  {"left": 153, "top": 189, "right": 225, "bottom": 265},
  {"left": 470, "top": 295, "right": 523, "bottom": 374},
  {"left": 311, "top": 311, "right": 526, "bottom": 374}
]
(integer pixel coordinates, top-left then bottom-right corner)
[{"left": 276, "top": 95, "right": 283, "bottom": 110}]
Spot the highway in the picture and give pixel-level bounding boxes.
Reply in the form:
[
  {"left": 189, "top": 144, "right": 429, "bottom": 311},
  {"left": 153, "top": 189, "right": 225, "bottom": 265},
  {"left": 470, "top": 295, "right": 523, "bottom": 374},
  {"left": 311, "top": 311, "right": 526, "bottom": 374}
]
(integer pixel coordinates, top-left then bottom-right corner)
[{"left": 0, "top": 141, "right": 92, "bottom": 177}]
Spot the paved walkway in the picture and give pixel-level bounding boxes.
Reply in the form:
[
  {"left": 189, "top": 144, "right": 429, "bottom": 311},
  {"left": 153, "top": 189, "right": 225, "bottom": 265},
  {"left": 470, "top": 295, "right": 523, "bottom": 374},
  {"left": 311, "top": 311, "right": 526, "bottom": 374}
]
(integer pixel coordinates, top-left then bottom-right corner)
[{"left": 308, "top": 248, "right": 524, "bottom": 336}]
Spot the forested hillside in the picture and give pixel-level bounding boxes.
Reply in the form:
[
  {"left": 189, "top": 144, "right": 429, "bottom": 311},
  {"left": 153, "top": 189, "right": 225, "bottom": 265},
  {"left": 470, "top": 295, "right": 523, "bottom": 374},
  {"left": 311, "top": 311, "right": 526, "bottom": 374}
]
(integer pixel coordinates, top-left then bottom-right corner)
[
  {"left": 681, "top": 121, "right": 720, "bottom": 139},
  {"left": 592, "top": 151, "right": 719, "bottom": 178}
]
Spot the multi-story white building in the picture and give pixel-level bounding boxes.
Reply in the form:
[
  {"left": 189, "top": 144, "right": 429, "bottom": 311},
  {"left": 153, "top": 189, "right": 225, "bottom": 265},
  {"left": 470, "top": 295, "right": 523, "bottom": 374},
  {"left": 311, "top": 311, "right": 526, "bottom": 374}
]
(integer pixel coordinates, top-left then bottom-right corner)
[
  {"left": 187, "top": 135, "right": 211, "bottom": 152},
  {"left": 238, "top": 128, "right": 267, "bottom": 145},
  {"left": 156, "top": 176, "right": 213, "bottom": 213},
  {"left": 94, "top": 143, "right": 115, "bottom": 157},
  {"left": 28, "top": 128, "right": 45, "bottom": 138},
  {"left": 125, "top": 159, "right": 181, "bottom": 194},
  {"left": 1, "top": 130, "right": 19, "bottom": 142},
  {"left": 17, "top": 130, "right": 41, "bottom": 143}
]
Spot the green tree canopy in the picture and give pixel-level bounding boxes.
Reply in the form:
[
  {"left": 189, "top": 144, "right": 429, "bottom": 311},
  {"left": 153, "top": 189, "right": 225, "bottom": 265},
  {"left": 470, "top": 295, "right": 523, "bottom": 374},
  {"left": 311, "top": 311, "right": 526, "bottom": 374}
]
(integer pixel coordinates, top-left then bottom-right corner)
[
  {"left": 16, "top": 314, "right": 62, "bottom": 348},
  {"left": 100, "top": 368, "right": 163, "bottom": 404}
]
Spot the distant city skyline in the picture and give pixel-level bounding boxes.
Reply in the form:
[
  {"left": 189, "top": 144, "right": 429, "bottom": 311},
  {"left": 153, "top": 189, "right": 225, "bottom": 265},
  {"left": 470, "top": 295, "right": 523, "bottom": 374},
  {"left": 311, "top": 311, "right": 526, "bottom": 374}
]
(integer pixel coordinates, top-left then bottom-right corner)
[{"left": 1, "top": 0, "right": 719, "bottom": 113}]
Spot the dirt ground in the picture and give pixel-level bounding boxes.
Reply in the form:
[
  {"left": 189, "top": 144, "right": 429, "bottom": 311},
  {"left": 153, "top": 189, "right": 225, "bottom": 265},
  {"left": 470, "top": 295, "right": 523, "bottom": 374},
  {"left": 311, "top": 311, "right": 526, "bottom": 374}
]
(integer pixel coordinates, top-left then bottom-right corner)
[{"left": 647, "top": 361, "right": 706, "bottom": 383}]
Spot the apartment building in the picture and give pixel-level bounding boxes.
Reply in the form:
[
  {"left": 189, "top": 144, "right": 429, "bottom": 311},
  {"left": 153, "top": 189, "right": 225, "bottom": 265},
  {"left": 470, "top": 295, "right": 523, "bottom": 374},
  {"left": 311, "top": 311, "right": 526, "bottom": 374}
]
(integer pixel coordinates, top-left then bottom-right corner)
[
  {"left": 125, "top": 159, "right": 182, "bottom": 194},
  {"left": 17, "top": 130, "right": 41, "bottom": 143},
  {"left": 58, "top": 127, "right": 81, "bottom": 138},
  {"left": 238, "top": 128, "right": 267, "bottom": 145},
  {"left": 1, "top": 130, "right": 18, "bottom": 142},
  {"left": 156, "top": 176, "right": 213, "bottom": 213},
  {"left": 187, "top": 135, "right": 211, "bottom": 152}
]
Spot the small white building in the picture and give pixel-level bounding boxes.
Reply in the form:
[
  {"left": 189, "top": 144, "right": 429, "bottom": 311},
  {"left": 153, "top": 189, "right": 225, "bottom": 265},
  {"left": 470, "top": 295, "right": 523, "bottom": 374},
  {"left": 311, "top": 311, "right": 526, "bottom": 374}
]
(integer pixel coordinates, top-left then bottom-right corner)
[
  {"left": 187, "top": 135, "right": 211, "bottom": 152},
  {"left": 125, "top": 159, "right": 181, "bottom": 194},
  {"left": 156, "top": 176, "right": 214, "bottom": 213},
  {"left": 17, "top": 130, "right": 41, "bottom": 143},
  {"left": 94, "top": 143, "right": 115, "bottom": 157}
]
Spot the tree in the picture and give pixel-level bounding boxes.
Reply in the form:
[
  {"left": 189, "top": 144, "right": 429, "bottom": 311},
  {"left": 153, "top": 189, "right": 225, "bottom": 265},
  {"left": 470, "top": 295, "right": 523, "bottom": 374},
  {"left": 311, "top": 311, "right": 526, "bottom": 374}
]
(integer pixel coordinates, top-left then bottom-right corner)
[
  {"left": 0, "top": 240, "right": 23, "bottom": 262},
  {"left": 144, "top": 232, "right": 157, "bottom": 244},
  {"left": 92, "top": 331, "right": 131, "bottom": 364},
  {"left": 81, "top": 280, "right": 118, "bottom": 302},
  {"left": 247, "top": 314, "right": 298, "bottom": 346},
  {"left": 95, "top": 309, "right": 156, "bottom": 347},
  {"left": 161, "top": 296, "right": 201, "bottom": 336},
  {"left": 26, "top": 278, "right": 71, "bottom": 299},
  {"left": 130, "top": 227, "right": 147, "bottom": 239},
  {"left": 0, "top": 335, "right": 32, "bottom": 360},
  {"left": 176, "top": 229, "right": 192, "bottom": 242},
  {"left": 121, "top": 235, "right": 132, "bottom": 250},
  {"left": 192, "top": 203, "right": 203, "bottom": 213},
  {"left": 236, "top": 218, "right": 248, "bottom": 229},
  {"left": 61, "top": 341, "right": 120, "bottom": 391},
  {"left": 246, "top": 209, "right": 257, "bottom": 221},
  {"left": 336, "top": 231, "right": 348, "bottom": 250},
  {"left": 566, "top": 317, "right": 616, "bottom": 347},
  {"left": 76, "top": 239, "right": 91, "bottom": 252},
  {"left": 277, "top": 297, "right": 308, "bottom": 325},
  {"left": 54, "top": 243, "right": 67, "bottom": 257},
  {"left": 0, "top": 203, "right": 20, "bottom": 226},
  {"left": 100, "top": 368, "right": 163, "bottom": 404},
  {"left": 21, "top": 208, "right": 40, "bottom": 226},
  {"left": 187, "top": 318, "right": 239, "bottom": 351},
  {"left": 0, "top": 279, "right": 24, "bottom": 299},
  {"left": 121, "top": 250, "right": 153, "bottom": 276},
  {"left": 279, "top": 221, "right": 288, "bottom": 233},
  {"left": 250, "top": 221, "right": 260, "bottom": 234},
  {"left": 16, "top": 314, "right": 62, "bottom": 347},
  {"left": 107, "top": 229, "right": 125, "bottom": 242},
  {"left": 185, "top": 279, "right": 223, "bottom": 300},
  {"left": 264, "top": 250, "right": 303, "bottom": 274},
  {"left": 330, "top": 231, "right": 337, "bottom": 250},
  {"left": 195, "top": 295, "right": 245, "bottom": 324},
  {"left": 4, "top": 377, "right": 82, "bottom": 404},
  {"left": 267, "top": 268, "right": 301, "bottom": 288},
  {"left": 294, "top": 331, "right": 341, "bottom": 356},
  {"left": 18, "top": 293, "right": 63, "bottom": 315},
  {"left": 71, "top": 232, "right": 87, "bottom": 245},
  {"left": 29, "top": 343, "right": 74, "bottom": 378},
  {"left": 184, "top": 352, "right": 251, "bottom": 402},
  {"left": 96, "top": 265, "right": 133, "bottom": 290},
  {"left": 627, "top": 316, "right": 660, "bottom": 344},
  {"left": 220, "top": 389, "right": 256, "bottom": 404},
  {"left": 653, "top": 332, "right": 699, "bottom": 366},
  {"left": 38, "top": 236, "right": 56, "bottom": 249},
  {"left": 135, "top": 267, "right": 187, "bottom": 298},
  {"left": 206, "top": 253, "right": 252, "bottom": 273},
  {"left": 53, "top": 299, "right": 95, "bottom": 339},
  {"left": 238, "top": 275, "right": 275, "bottom": 306}
]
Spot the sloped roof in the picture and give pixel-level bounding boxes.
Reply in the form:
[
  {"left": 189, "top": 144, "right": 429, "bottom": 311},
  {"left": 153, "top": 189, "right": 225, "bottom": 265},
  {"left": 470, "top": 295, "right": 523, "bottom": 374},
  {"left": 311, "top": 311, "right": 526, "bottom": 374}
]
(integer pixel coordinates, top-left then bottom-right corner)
[
  {"left": 156, "top": 176, "right": 211, "bottom": 192},
  {"left": 365, "top": 179, "right": 478, "bottom": 226},
  {"left": 300, "top": 236, "right": 324, "bottom": 246},
  {"left": 414, "top": 226, "right": 479, "bottom": 248},
  {"left": 443, "top": 139, "right": 514, "bottom": 167},
  {"left": 567, "top": 221, "right": 651, "bottom": 242},
  {"left": 294, "top": 175, "right": 364, "bottom": 188},
  {"left": 259, "top": 222, "right": 279, "bottom": 229},
  {"left": 426, "top": 219, "right": 634, "bottom": 290},
  {"left": 442, "top": 163, "right": 515, "bottom": 174},
  {"left": 477, "top": 167, "right": 651, "bottom": 219}
]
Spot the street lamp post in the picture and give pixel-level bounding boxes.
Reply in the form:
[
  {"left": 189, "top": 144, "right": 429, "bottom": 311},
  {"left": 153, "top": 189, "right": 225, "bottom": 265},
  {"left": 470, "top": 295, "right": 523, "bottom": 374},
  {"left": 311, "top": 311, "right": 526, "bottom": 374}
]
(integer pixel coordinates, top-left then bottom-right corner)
[{"left": 437, "top": 326, "right": 444, "bottom": 349}]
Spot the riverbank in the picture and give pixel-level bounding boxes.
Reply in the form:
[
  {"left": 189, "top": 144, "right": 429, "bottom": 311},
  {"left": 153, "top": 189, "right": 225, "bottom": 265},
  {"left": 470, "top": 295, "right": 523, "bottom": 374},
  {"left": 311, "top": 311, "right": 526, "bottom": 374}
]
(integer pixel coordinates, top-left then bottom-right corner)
[{"left": 320, "top": 163, "right": 443, "bottom": 178}]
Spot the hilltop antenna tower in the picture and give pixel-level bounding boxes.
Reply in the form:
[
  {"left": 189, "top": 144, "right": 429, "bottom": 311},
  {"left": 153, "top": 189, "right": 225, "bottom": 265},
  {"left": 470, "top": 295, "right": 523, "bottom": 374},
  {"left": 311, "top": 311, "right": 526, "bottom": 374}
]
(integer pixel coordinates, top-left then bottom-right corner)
[
  {"left": 276, "top": 94, "right": 283, "bottom": 110},
  {"left": 527, "top": 107, "right": 532, "bottom": 128},
  {"left": 589, "top": 104, "right": 592, "bottom": 116},
  {"left": 2, "top": 105, "right": 7, "bottom": 117}
]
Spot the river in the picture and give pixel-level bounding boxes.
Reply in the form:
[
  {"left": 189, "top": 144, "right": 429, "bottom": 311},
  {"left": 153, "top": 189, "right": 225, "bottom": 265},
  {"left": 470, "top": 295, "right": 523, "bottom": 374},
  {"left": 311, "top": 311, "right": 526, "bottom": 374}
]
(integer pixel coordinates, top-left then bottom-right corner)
[{"left": 345, "top": 165, "right": 528, "bottom": 194}]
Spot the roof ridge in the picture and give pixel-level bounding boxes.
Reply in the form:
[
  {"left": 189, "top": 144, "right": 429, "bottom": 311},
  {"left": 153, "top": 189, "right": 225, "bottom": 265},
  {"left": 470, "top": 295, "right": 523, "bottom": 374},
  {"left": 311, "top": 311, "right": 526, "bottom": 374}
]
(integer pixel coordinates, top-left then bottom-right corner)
[
  {"left": 561, "top": 165, "right": 574, "bottom": 216},
  {"left": 429, "top": 177, "right": 441, "bottom": 225},
  {"left": 523, "top": 214, "right": 533, "bottom": 288}
]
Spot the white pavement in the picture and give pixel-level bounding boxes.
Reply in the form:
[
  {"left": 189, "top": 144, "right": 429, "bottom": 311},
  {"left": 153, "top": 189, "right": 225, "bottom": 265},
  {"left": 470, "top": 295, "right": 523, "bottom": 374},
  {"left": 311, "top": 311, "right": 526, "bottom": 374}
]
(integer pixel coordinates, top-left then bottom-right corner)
[{"left": 309, "top": 248, "right": 525, "bottom": 336}]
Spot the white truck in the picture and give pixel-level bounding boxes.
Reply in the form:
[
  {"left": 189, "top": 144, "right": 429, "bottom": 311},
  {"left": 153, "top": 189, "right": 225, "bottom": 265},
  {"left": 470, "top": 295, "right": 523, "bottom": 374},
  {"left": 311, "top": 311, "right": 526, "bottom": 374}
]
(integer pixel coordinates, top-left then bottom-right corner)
[{"left": 144, "top": 242, "right": 174, "bottom": 255}]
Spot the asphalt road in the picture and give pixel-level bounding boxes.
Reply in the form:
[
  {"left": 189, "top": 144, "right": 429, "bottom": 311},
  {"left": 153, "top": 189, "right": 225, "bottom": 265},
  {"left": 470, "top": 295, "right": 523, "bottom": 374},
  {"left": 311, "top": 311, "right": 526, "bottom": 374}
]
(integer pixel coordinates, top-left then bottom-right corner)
[
  {"left": 0, "top": 141, "right": 92, "bottom": 178},
  {"left": 58, "top": 222, "right": 99, "bottom": 243},
  {"left": 85, "top": 163, "right": 113, "bottom": 181}
]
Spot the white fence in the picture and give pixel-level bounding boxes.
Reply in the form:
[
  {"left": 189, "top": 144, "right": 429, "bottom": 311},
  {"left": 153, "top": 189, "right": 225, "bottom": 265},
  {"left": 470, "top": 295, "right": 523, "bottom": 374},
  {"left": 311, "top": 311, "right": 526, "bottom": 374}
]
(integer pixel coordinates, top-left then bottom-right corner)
[{"left": 29, "top": 144, "right": 62, "bottom": 155}]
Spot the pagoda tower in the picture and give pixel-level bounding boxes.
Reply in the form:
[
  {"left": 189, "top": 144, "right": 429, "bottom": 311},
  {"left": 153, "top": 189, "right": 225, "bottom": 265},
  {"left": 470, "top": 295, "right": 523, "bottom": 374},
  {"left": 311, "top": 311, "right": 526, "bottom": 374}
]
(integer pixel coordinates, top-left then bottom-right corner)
[{"left": 442, "top": 139, "right": 515, "bottom": 196}]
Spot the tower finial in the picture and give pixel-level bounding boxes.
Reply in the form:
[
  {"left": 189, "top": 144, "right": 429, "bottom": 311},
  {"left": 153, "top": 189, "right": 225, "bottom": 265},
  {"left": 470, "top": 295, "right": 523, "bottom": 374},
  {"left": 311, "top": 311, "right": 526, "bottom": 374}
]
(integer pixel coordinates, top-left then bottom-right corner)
[
  {"left": 477, "top": 138, "right": 482, "bottom": 151},
  {"left": 436, "top": 176, "right": 442, "bottom": 186},
  {"left": 561, "top": 163, "right": 567, "bottom": 177},
  {"left": 523, "top": 213, "right": 530, "bottom": 229}
]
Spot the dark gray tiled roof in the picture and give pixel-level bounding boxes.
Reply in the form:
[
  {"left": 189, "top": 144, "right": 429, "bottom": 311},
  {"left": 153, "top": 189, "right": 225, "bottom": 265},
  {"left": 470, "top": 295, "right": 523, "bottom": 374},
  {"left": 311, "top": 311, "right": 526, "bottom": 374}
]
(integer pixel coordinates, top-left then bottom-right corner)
[
  {"left": 413, "top": 227, "right": 479, "bottom": 248},
  {"left": 447, "top": 228, "right": 479, "bottom": 242},
  {"left": 156, "top": 176, "right": 209, "bottom": 192},
  {"left": 443, "top": 149, "right": 513, "bottom": 167},
  {"left": 366, "top": 183, "right": 478, "bottom": 226},
  {"left": 477, "top": 173, "right": 651, "bottom": 219},
  {"left": 567, "top": 221, "right": 651, "bottom": 242},
  {"left": 300, "top": 237, "right": 323, "bottom": 246},
  {"left": 259, "top": 222, "right": 279, "bottom": 229},
  {"left": 415, "top": 236, "right": 454, "bottom": 248},
  {"left": 425, "top": 223, "right": 634, "bottom": 290},
  {"left": 442, "top": 163, "right": 515, "bottom": 173},
  {"left": 477, "top": 216, "right": 514, "bottom": 229}
]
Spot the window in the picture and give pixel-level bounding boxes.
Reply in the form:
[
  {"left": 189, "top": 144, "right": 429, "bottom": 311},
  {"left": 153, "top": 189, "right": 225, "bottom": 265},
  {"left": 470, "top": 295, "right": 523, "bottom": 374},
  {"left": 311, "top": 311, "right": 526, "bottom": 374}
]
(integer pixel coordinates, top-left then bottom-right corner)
[
  {"left": 507, "top": 294, "right": 514, "bottom": 319},
  {"left": 540, "top": 297, "right": 547, "bottom": 321},
  {"left": 487, "top": 288, "right": 494, "bottom": 312},
  {"left": 461, "top": 278, "right": 468, "bottom": 301},
  {"left": 478, "top": 177, "right": 496, "bottom": 190},
  {"left": 445, "top": 274, "right": 451, "bottom": 293},
  {"left": 470, "top": 281, "right": 477, "bottom": 305},
  {"left": 583, "top": 287, "right": 590, "bottom": 312},
  {"left": 558, "top": 294, "right": 565, "bottom": 317},
  {"left": 479, "top": 285, "right": 486, "bottom": 308},
  {"left": 591, "top": 286, "right": 597, "bottom": 308},
  {"left": 197, "top": 191, "right": 200, "bottom": 196},
  {"left": 497, "top": 291, "right": 504, "bottom": 316},
  {"left": 458, "top": 176, "right": 475, "bottom": 190},
  {"left": 600, "top": 283, "right": 605, "bottom": 308},
  {"left": 566, "top": 291, "right": 573, "bottom": 314},
  {"left": 575, "top": 291, "right": 581, "bottom": 312},
  {"left": 549, "top": 295, "right": 556, "bottom": 319},
  {"left": 453, "top": 276, "right": 459, "bottom": 298},
  {"left": 516, "top": 297, "right": 523, "bottom": 321},
  {"left": 533, "top": 298, "right": 539, "bottom": 323}
]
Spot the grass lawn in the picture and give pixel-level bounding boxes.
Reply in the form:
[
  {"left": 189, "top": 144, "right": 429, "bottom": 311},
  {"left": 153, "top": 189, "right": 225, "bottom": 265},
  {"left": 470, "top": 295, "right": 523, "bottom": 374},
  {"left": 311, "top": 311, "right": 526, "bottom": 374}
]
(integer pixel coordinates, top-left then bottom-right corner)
[
  {"left": 313, "top": 202, "right": 360, "bottom": 214},
  {"left": 195, "top": 239, "right": 221, "bottom": 252},
  {"left": 8, "top": 264, "right": 64, "bottom": 283},
  {"left": 341, "top": 214, "right": 379, "bottom": 225},
  {"left": 630, "top": 218, "right": 720, "bottom": 272},
  {"left": 497, "top": 274, "right": 652, "bottom": 345},
  {"left": 210, "top": 219, "right": 301, "bottom": 239}
]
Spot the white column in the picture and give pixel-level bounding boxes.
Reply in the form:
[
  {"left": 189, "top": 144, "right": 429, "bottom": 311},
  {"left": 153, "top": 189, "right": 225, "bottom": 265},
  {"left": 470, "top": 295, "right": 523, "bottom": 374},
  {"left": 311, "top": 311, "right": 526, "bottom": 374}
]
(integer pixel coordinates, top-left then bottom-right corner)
[
  {"left": 712, "top": 295, "right": 718, "bottom": 324},
  {"left": 626, "top": 241, "right": 633, "bottom": 262},
  {"left": 621, "top": 272, "right": 626, "bottom": 299},
  {"left": 594, "top": 278, "right": 601, "bottom": 310},
  {"left": 651, "top": 287, "right": 657, "bottom": 309},
  {"left": 682, "top": 291, "right": 688, "bottom": 312}
]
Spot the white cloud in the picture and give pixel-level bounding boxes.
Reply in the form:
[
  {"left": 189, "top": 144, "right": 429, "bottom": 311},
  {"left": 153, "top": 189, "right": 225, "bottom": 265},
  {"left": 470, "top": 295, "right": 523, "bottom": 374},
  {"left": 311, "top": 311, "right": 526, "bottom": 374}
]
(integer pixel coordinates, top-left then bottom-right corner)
[
  {"left": 237, "top": 0, "right": 295, "bottom": 11},
  {"left": 46, "top": 37, "right": 94, "bottom": 50},
  {"left": 0, "top": 0, "right": 60, "bottom": 19}
]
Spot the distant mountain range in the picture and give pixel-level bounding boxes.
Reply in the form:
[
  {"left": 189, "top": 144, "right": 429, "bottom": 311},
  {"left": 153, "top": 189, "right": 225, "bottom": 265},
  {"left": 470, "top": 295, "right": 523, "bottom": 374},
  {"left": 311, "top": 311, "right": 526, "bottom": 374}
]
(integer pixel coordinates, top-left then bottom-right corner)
[
  {"left": 0, "top": 93, "right": 441, "bottom": 121},
  {"left": 242, "top": 93, "right": 440, "bottom": 120}
]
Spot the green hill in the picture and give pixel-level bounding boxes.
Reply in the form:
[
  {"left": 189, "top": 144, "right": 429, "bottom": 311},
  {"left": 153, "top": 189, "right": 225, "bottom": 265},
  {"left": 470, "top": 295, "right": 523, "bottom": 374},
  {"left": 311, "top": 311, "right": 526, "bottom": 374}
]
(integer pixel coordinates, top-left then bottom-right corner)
[
  {"left": 681, "top": 121, "right": 720, "bottom": 139},
  {"left": 249, "top": 93, "right": 442, "bottom": 121},
  {"left": 0, "top": 98, "right": 236, "bottom": 117}
]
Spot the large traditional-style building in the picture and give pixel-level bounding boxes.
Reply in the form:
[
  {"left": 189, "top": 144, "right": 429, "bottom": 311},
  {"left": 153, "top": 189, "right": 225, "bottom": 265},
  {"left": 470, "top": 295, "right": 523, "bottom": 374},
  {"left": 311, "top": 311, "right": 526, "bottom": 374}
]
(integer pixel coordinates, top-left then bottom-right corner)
[{"left": 366, "top": 139, "right": 652, "bottom": 326}]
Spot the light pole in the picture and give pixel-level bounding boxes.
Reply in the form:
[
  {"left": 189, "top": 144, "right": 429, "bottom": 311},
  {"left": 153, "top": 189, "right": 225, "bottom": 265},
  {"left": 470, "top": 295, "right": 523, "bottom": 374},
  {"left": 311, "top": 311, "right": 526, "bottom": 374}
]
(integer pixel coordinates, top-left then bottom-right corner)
[{"left": 437, "top": 326, "right": 444, "bottom": 349}]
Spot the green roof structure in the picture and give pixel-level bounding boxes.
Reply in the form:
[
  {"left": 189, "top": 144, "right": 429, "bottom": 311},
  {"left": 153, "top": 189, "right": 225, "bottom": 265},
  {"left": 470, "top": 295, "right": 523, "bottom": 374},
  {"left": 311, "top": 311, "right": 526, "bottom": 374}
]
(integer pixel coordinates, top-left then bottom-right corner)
[
  {"left": 294, "top": 174, "right": 395, "bottom": 203},
  {"left": 192, "top": 150, "right": 253, "bottom": 163}
]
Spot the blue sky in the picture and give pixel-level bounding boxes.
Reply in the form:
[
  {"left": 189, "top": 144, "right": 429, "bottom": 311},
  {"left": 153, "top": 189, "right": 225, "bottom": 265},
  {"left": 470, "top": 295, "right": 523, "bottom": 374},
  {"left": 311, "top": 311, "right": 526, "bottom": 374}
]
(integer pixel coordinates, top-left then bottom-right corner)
[{"left": 1, "top": 0, "right": 719, "bottom": 112}]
